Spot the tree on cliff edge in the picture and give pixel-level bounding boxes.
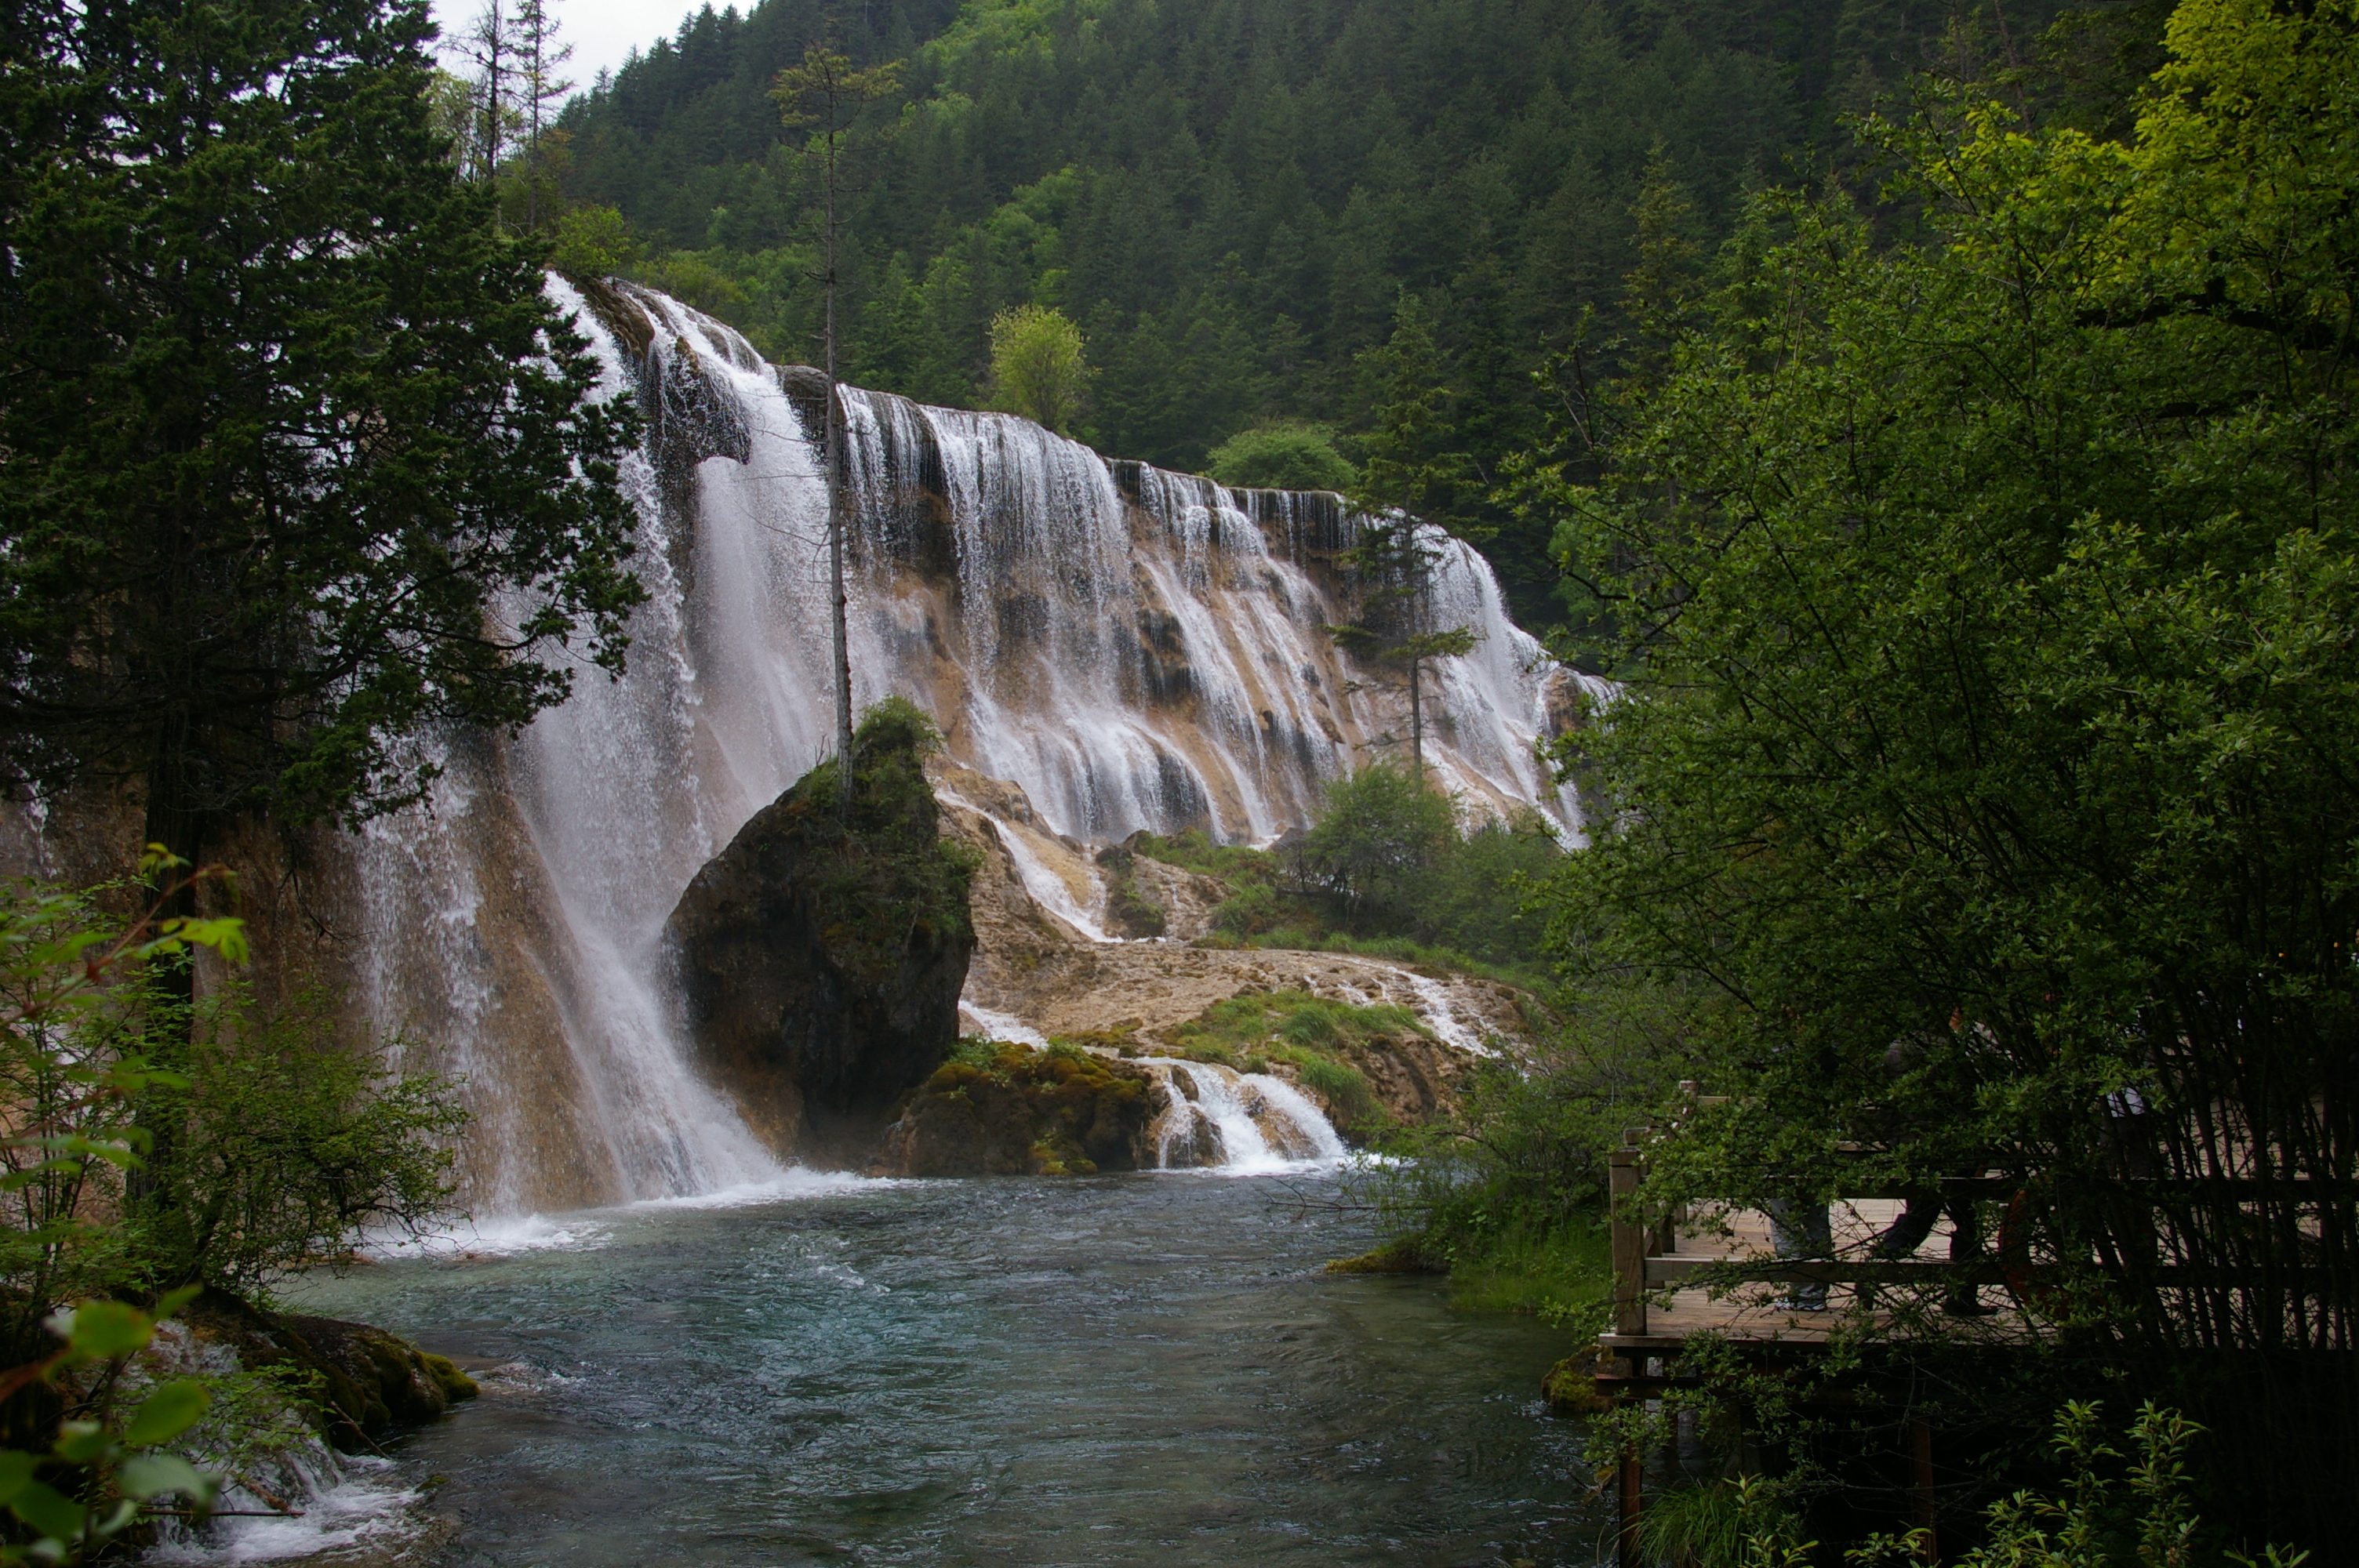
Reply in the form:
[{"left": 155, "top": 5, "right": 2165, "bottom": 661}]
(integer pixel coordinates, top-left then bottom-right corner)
[
  {"left": 1328, "top": 297, "right": 1484, "bottom": 784},
  {"left": 0, "top": 0, "right": 644, "bottom": 884},
  {"left": 772, "top": 38, "right": 903, "bottom": 821}
]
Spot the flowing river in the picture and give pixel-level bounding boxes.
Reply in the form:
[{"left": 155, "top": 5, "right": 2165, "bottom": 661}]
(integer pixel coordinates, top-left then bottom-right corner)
[{"left": 273, "top": 1170, "right": 1602, "bottom": 1566}]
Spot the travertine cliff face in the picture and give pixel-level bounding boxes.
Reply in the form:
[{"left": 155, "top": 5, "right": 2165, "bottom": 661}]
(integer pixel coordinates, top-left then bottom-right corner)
[
  {"left": 930, "top": 762, "right": 1532, "bottom": 1131},
  {"left": 7, "top": 278, "right": 1595, "bottom": 1212}
]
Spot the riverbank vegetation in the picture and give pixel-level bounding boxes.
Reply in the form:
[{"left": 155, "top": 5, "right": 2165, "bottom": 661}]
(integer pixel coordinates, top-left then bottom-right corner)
[
  {"left": 1379, "top": 0, "right": 2359, "bottom": 1549},
  {"left": 0, "top": 860, "right": 471, "bottom": 1553}
]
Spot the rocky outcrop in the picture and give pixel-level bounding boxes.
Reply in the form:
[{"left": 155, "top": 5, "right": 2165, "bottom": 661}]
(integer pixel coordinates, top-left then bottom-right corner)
[
  {"left": 665, "top": 701, "right": 976, "bottom": 1165},
  {"left": 873, "top": 1042, "right": 1157, "bottom": 1176},
  {"left": 181, "top": 1291, "right": 476, "bottom": 1450}
]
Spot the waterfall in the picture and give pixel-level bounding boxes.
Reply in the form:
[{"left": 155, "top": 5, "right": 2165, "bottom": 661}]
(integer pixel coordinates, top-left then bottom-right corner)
[
  {"left": 350, "top": 279, "right": 1597, "bottom": 1211},
  {"left": 1146, "top": 1061, "right": 1350, "bottom": 1171}
]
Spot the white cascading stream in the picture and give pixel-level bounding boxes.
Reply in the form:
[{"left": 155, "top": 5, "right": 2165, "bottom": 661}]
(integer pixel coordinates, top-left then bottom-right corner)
[
  {"left": 1147, "top": 1062, "right": 1350, "bottom": 1171},
  {"left": 354, "top": 281, "right": 1605, "bottom": 1212}
]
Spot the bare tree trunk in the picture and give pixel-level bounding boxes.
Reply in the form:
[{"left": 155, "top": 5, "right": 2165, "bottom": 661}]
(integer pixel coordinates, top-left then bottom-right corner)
[
  {"left": 1408, "top": 652, "right": 1424, "bottom": 784},
  {"left": 823, "top": 119, "right": 853, "bottom": 824}
]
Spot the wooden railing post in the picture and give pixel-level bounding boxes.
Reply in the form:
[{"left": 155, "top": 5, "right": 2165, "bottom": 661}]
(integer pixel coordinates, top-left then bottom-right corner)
[
  {"left": 1910, "top": 1417, "right": 1938, "bottom": 1563},
  {"left": 1610, "top": 1146, "right": 1648, "bottom": 1337},
  {"left": 1618, "top": 1450, "right": 1644, "bottom": 1566}
]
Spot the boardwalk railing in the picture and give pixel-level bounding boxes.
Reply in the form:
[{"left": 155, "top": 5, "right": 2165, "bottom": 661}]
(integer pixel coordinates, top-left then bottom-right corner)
[{"left": 1606, "top": 1131, "right": 2012, "bottom": 1341}]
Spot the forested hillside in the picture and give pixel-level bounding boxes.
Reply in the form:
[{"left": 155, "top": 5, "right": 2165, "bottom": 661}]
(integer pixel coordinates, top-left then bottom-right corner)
[{"left": 555, "top": 0, "right": 2145, "bottom": 623}]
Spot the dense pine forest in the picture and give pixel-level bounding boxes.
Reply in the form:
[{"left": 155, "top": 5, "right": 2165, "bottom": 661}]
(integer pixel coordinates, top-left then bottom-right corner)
[{"left": 551, "top": 0, "right": 2154, "bottom": 622}]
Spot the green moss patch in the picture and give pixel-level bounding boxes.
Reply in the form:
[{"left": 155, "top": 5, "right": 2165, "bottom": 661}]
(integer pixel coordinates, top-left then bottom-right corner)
[{"left": 896, "top": 1036, "right": 1152, "bottom": 1175}]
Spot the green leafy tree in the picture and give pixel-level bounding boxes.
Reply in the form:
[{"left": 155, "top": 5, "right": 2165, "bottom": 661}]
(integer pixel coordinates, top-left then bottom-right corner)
[
  {"left": 1533, "top": 0, "right": 2359, "bottom": 1537},
  {"left": 0, "top": 859, "right": 465, "bottom": 1350},
  {"left": 1205, "top": 422, "right": 1358, "bottom": 492},
  {"left": 0, "top": 1298, "right": 221, "bottom": 1563},
  {"left": 550, "top": 203, "right": 642, "bottom": 279},
  {"left": 0, "top": 856, "right": 247, "bottom": 1377},
  {"left": 0, "top": 0, "right": 645, "bottom": 891},
  {"left": 135, "top": 983, "right": 467, "bottom": 1296},
  {"left": 1296, "top": 764, "right": 1457, "bottom": 928},
  {"left": 987, "top": 304, "right": 1090, "bottom": 435}
]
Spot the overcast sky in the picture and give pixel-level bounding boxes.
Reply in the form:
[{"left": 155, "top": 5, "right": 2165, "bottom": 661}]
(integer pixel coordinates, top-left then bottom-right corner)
[{"left": 428, "top": 0, "right": 695, "bottom": 96}]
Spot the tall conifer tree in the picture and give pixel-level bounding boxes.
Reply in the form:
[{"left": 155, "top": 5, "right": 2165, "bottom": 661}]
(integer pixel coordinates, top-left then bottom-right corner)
[
  {"left": 772, "top": 38, "right": 901, "bottom": 817},
  {"left": 0, "top": 0, "right": 644, "bottom": 887}
]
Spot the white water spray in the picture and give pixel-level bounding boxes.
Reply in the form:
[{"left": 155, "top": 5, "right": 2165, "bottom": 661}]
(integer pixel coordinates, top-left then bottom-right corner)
[{"left": 1147, "top": 1061, "right": 1349, "bottom": 1172}]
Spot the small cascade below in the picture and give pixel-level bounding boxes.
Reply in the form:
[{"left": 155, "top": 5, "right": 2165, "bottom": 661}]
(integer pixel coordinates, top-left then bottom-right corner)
[
  {"left": 340, "top": 277, "right": 1593, "bottom": 1211},
  {"left": 1147, "top": 1060, "right": 1350, "bottom": 1171}
]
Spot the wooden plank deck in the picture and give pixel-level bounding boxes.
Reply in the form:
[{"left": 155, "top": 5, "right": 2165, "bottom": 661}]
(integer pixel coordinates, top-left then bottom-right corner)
[{"left": 1601, "top": 1199, "right": 2021, "bottom": 1352}]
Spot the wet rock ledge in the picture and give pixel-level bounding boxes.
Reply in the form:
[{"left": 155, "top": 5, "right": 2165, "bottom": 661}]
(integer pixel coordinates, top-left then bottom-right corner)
[{"left": 874, "top": 1040, "right": 1157, "bottom": 1176}]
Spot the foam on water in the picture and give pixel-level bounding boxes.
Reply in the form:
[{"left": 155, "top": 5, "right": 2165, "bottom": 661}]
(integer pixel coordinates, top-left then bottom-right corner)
[{"left": 150, "top": 1461, "right": 424, "bottom": 1566}]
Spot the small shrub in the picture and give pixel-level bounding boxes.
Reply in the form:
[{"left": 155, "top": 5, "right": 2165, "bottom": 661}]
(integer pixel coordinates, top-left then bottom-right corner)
[{"left": 549, "top": 204, "right": 640, "bottom": 279}]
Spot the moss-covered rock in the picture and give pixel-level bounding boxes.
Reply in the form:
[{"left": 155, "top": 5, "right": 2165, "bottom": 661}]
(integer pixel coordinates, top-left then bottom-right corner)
[
  {"left": 874, "top": 1040, "right": 1157, "bottom": 1176},
  {"left": 666, "top": 698, "right": 980, "bottom": 1164},
  {"left": 181, "top": 1290, "right": 477, "bottom": 1450},
  {"left": 1542, "top": 1350, "right": 1617, "bottom": 1415},
  {"left": 1325, "top": 1237, "right": 1443, "bottom": 1275}
]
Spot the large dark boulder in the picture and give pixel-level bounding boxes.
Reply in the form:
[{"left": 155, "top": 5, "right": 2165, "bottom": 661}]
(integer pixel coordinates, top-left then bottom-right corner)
[{"left": 664, "top": 699, "right": 978, "bottom": 1165}]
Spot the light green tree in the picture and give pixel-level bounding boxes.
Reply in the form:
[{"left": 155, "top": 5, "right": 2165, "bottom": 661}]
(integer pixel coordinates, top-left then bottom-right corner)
[
  {"left": 1206, "top": 421, "right": 1358, "bottom": 492},
  {"left": 987, "top": 304, "right": 1090, "bottom": 434}
]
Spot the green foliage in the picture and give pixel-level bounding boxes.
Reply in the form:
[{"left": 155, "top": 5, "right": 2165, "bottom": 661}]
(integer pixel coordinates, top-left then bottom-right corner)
[
  {"left": 987, "top": 304, "right": 1089, "bottom": 433},
  {"left": 629, "top": 249, "right": 754, "bottom": 316},
  {"left": 1518, "top": 0, "right": 2359, "bottom": 1539},
  {"left": 0, "top": 866, "right": 243, "bottom": 1369},
  {"left": 551, "top": 204, "right": 642, "bottom": 278},
  {"left": 1639, "top": 1473, "right": 1765, "bottom": 1568},
  {"left": 135, "top": 984, "right": 467, "bottom": 1295},
  {"left": 1205, "top": 423, "right": 1357, "bottom": 492},
  {"left": 0, "top": 1298, "right": 221, "bottom": 1565},
  {"left": 1129, "top": 828, "right": 1273, "bottom": 885},
  {"left": 0, "top": 0, "right": 644, "bottom": 850},
  {"left": 772, "top": 698, "right": 978, "bottom": 985},
  {"left": 1297, "top": 764, "right": 1457, "bottom": 925},
  {"left": 0, "top": 868, "right": 467, "bottom": 1361},
  {"left": 1614, "top": 1402, "right": 2306, "bottom": 1568},
  {"left": 1354, "top": 1025, "right": 1657, "bottom": 1318},
  {"left": 1344, "top": 295, "right": 1474, "bottom": 533},
  {"left": 1134, "top": 789, "right": 1561, "bottom": 978},
  {"left": 1171, "top": 990, "right": 1427, "bottom": 1057},
  {"left": 0, "top": 863, "right": 463, "bottom": 1560}
]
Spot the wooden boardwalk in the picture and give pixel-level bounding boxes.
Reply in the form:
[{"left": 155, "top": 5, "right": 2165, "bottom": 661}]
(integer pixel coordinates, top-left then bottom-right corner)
[
  {"left": 1599, "top": 1198, "right": 2016, "bottom": 1352},
  {"left": 1591, "top": 1138, "right": 2020, "bottom": 1563}
]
